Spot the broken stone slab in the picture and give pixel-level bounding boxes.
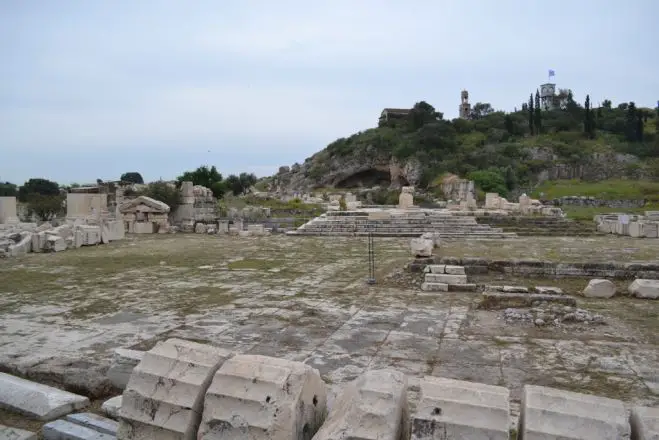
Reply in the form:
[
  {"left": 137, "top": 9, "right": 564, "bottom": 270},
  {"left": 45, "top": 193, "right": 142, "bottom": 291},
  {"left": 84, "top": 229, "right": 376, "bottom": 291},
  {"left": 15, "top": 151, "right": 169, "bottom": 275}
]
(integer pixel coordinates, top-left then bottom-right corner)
[
  {"left": 312, "top": 369, "right": 408, "bottom": 440},
  {"left": 411, "top": 376, "right": 509, "bottom": 440},
  {"left": 628, "top": 279, "right": 659, "bottom": 299},
  {"left": 198, "top": 354, "right": 328, "bottom": 440},
  {"left": 410, "top": 238, "right": 433, "bottom": 258},
  {"left": 479, "top": 292, "right": 577, "bottom": 310},
  {"left": 443, "top": 265, "right": 466, "bottom": 275},
  {"left": 66, "top": 412, "right": 118, "bottom": 436},
  {"left": 630, "top": 406, "right": 659, "bottom": 439},
  {"left": 106, "top": 348, "right": 145, "bottom": 390},
  {"left": 42, "top": 419, "right": 115, "bottom": 440},
  {"left": 425, "top": 274, "right": 468, "bottom": 285},
  {"left": 101, "top": 396, "right": 122, "bottom": 420},
  {"left": 118, "top": 338, "right": 232, "bottom": 440},
  {"left": 485, "top": 285, "right": 528, "bottom": 293},
  {"left": 0, "top": 424, "right": 37, "bottom": 440},
  {"left": 520, "top": 384, "right": 629, "bottom": 439},
  {"left": 534, "top": 286, "right": 564, "bottom": 295},
  {"left": 0, "top": 372, "right": 89, "bottom": 421},
  {"left": 421, "top": 282, "right": 448, "bottom": 292},
  {"left": 583, "top": 278, "right": 616, "bottom": 298}
]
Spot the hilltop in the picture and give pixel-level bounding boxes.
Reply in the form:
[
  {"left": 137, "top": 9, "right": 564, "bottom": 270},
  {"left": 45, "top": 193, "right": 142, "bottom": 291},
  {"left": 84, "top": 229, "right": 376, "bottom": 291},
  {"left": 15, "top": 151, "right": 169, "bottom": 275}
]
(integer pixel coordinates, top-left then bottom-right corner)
[{"left": 269, "top": 97, "right": 659, "bottom": 198}]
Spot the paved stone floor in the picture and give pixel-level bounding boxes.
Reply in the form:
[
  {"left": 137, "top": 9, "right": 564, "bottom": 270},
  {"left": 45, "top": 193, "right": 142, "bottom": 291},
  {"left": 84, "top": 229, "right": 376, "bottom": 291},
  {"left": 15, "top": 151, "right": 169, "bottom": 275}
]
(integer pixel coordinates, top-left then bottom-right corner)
[{"left": 0, "top": 234, "right": 657, "bottom": 416}]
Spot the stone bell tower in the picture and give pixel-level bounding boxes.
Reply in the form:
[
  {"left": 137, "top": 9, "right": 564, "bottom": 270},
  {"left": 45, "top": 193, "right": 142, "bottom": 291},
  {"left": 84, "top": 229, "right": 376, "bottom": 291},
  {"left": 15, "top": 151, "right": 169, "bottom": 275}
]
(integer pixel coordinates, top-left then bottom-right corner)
[{"left": 459, "top": 90, "right": 471, "bottom": 119}]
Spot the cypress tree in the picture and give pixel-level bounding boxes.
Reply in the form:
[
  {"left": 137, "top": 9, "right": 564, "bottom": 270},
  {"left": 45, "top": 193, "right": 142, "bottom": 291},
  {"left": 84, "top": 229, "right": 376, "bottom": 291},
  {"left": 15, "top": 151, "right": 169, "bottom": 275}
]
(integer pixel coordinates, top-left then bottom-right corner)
[
  {"left": 528, "top": 94, "right": 534, "bottom": 135},
  {"left": 534, "top": 90, "right": 542, "bottom": 134}
]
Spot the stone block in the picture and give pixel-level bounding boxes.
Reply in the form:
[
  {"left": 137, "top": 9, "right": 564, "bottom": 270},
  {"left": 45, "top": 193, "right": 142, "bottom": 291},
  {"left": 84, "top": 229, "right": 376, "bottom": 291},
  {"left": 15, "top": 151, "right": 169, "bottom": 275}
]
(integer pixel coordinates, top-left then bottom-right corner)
[
  {"left": 0, "top": 424, "right": 37, "bottom": 440},
  {"left": 447, "top": 283, "right": 478, "bottom": 292},
  {"left": 411, "top": 376, "right": 509, "bottom": 440},
  {"left": 198, "top": 354, "right": 327, "bottom": 440},
  {"left": 46, "top": 235, "right": 66, "bottom": 252},
  {"left": 312, "top": 369, "right": 408, "bottom": 440},
  {"left": 424, "top": 265, "right": 445, "bottom": 274},
  {"left": 534, "top": 286, "right": 564, "bottom": 295},
  {"left": 444, "top": 265, "right": 466, "bottom": 275},
  {"left": 31, "top": 231, "right": 47, "bottom": 253},
  {"left": 118, "top": 338, "right": 232, "bottom": 440},
  {"left": 101, "top": 396, "right": 122, "bottom": 420},
  {"left": 630, "top": 406, "right": 659, "bottom": 439},
  {"left": 8, "top": 234, "right": 32, "bottom": 257},
  {"left": 107, "top": 348, "right": 145, "bottom": 390},
  {"left": 520, "top": 385, "right": 629, "bottom": 439},
  {"left": 421, "top": 282, "right": 448, "bottom": 292},
  {"left": 410, "top": 238, "right": 433, "bottom": 258},
  {"left": 425, "top": 274, "right": 468, "bottom": 285},
  {"left": 583, "top": 279, "right": 616, "bottom": 298},
  {"left": 0, "top": 372, "right": 89, "bottom": 421},
  {"left": 66, "top": 412, "right": 118, "bottom": 435},
  {"left": 42, "top": 419, "right": 114, "bottom": 440},
  {"left": 628, "top": 279, "right": 659, "bottom": 299}
]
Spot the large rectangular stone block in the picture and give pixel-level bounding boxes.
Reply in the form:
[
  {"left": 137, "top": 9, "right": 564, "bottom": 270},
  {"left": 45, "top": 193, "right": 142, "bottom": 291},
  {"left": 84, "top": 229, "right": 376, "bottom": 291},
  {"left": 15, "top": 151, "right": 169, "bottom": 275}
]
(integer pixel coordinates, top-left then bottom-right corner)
[
  {"left": 198, "top": 354, "right": 328, "bottom": 440},
  {"left": 42, "top": 419, "right": 114, "bottom": 440},
  {"left": 520, "top": 385, "right": 629, "bottom": 439},
  {"left": 0, "top": 424, "right": 36, "bottom": 440},
  {"left": 412, "top": 376, "right": 509, "bottom": 440},
  {"left": 0, "top": 372, "right": 89, "bottom": 421},
  {"left": 66, "top": 412, "right": 118, "bottom": 435},
  {"left": 312, "top": 369, "right": 408, "bottom": 440},
  {"left": 425, "top": 273, "right": 468, "bottom": 285},
  {"left": 118, "top": 338, "right": 232, "bottom": 440},
  {"left": 630, "top": 406, "right": 659, "bottom": 439}
]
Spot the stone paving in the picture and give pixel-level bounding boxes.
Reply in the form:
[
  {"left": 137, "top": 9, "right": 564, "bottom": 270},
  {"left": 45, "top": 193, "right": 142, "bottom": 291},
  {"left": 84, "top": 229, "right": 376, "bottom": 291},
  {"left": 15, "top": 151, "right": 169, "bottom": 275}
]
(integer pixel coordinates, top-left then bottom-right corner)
[{"left": 0, "top": 234, "right": 657, "bottom": 419}]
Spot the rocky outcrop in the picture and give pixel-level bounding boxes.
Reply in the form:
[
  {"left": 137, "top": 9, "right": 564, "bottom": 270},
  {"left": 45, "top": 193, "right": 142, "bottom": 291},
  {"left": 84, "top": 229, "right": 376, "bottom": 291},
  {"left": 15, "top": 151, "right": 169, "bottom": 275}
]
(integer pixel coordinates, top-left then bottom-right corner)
[{"left": 271, "top": 150, "right": 422, "bottom": 193}]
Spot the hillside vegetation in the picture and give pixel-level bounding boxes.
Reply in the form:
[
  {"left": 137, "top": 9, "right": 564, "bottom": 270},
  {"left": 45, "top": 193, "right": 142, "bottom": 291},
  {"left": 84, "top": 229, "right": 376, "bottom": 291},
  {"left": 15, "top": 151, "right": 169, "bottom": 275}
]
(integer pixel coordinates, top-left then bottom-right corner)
[{"left": 298, "top": 96, "right": 659, "bottom": 197}]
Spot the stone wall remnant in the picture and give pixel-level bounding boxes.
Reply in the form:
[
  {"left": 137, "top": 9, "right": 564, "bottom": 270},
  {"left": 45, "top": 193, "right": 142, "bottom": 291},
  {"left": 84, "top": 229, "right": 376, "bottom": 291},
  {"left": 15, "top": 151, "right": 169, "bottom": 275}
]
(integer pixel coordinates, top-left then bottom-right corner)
[
  {"left": 0, "top": 196, "right": 18, "bottom": 223},
  {"left": 118, "top": 196, "right": 170, "bottom": 234},
  {"left": 398, "top": 186, "right": 414, "bottom": 209}
]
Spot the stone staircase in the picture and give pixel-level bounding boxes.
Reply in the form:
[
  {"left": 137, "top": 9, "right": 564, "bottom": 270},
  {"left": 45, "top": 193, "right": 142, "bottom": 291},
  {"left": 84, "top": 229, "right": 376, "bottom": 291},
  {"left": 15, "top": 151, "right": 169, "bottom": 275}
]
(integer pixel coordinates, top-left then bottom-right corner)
[
  {"left": 475, "top": 215, "right": 601, "bottom": 236},
  {"left": 287, "top": 211, "right": 518, "bottom": 239},
  {"left": 421, "top": 264, "right": 477, "bottom": 292}
]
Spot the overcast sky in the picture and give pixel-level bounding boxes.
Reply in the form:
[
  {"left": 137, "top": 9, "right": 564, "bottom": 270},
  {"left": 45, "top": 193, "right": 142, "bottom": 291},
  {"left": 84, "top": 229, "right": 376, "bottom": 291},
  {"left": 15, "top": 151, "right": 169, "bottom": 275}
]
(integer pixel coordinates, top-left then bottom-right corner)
[{"left": 1, "top": 0, "right": 657, "bottom": 185}]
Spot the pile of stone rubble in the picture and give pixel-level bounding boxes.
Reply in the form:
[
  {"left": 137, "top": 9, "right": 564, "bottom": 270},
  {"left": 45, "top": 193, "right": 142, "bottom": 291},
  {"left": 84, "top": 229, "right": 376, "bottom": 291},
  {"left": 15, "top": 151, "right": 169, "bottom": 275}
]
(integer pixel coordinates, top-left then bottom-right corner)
[
  {"left": 0, "top": 218, "right": 124, "bottom": 258},
  {"left": 503, "top": 305, "right": 606, "bottom": 327}
]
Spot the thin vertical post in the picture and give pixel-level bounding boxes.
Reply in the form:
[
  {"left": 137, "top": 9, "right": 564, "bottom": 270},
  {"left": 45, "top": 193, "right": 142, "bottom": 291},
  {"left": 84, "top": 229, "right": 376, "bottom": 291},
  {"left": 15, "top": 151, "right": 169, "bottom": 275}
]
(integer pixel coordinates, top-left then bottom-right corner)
[{"left": 367, "top": 231, "right": 376, "bottom": 285}]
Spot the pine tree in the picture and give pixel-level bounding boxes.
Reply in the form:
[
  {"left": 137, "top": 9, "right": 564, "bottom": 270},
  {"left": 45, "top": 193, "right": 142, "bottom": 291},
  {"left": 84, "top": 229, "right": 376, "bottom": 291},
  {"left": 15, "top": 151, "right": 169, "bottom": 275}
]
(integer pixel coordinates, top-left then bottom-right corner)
[
  {"left": 534, "top": 90, "right": 542, "bottom": 134},
  {"left": 584, "top": 95, "right": 595, "bottom": 139},
  {"left": 528, "top": 94, "right": 534, "bottom": 135}
]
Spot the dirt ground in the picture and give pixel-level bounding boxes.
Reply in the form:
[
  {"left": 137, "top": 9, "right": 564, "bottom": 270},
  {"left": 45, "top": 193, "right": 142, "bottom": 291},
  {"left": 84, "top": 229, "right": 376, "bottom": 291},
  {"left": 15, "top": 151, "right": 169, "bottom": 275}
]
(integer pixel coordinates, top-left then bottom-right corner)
[{"left": 0, "top": 234, "right": 657, "bottom": 432}]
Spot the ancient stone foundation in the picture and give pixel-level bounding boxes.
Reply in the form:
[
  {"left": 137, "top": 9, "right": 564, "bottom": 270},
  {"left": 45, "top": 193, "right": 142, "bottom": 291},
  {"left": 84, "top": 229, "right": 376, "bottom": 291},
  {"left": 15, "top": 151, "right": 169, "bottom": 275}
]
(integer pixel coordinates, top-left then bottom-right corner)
[{"left": 3, "top": 338, "right": 658, "bottom": 439}]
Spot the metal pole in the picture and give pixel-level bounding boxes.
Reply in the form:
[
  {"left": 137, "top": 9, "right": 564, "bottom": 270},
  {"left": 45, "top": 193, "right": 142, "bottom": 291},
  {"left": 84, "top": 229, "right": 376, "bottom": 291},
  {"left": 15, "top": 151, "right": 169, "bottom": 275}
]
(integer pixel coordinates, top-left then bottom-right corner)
[{"left": 367, "top": 231, "right": 376, "bottom": 285}]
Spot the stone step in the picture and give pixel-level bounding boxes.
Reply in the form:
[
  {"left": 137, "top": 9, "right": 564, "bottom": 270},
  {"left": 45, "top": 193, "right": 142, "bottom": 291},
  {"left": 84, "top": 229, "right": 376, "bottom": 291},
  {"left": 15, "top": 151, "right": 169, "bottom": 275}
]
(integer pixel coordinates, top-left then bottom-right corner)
[
  {"left": 0, "top": 372, "right": 89, "bottom": 421},
  {"left": 425, "top": 273, "right": 468, "bottom": 284},
  {"left": 65, "top": 413, "right": 118, "bottom": 436}
]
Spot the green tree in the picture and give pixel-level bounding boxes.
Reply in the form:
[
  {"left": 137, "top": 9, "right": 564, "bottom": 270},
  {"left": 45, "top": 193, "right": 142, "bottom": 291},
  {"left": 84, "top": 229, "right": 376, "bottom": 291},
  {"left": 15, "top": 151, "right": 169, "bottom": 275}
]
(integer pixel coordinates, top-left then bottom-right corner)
[
  {"left": 602, "top": 99, "right": 612, "bottom": 109},
  {"left": 504, "top": 115, "right": 514, "bottom": 136},
  {"left": 176, "top": 165, "right": 224, "bottom": 197},
  {"left": 470, "top": 102, "right": 494, "bottom": 120},
  {"left": 534, "top": 90, "right": 542, "bottom": 134},
  {"left": 625, "top": 102, "right": 639, "bottom": 142},
  {"left": 18, "top": 178, "right": 60, "bottom": 202},
  {"left": 584, "top": 94, "right": 595, "bottom": 139},
  {"left": 27, "top": 194, "right": 64, "bottom": 221},
  {"left": 408, "top": 101, "right": 442, "bottom": 130},
  {"left": 467, "top": 169, "right": 508, "bottom": 196},
  {"left": 0, "top": 181, "right": 17, "bottom": 197},
  {"left": 141, "top": 181, "right": 182, "bottom": 211},
  {"left": 528, "top": 94, "right": 534, "bottom": 135},
  {"left": 120, "top": 172, "right": 144, "bottom": 184}
]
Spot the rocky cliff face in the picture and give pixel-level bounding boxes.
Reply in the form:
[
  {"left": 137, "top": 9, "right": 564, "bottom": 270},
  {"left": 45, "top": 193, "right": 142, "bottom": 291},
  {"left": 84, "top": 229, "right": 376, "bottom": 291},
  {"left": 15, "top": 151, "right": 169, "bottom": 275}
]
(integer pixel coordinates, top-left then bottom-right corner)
[
  {"left": 270, "top": 144, "right": 645, "bottom": 194},
  {"left": 270, "top": 148, "right": 423, "bottom": 193}
]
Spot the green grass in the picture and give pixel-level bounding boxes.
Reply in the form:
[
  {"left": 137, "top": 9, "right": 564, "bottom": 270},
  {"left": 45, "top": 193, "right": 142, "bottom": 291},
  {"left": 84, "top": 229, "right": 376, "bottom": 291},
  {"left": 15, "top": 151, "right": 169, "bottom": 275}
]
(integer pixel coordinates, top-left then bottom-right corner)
[
  {"left": 531, "top": 179, "right": 659, "bottom": 202},
  {"left": 562, "top": 205, "right": 659, "bottom": 221}
]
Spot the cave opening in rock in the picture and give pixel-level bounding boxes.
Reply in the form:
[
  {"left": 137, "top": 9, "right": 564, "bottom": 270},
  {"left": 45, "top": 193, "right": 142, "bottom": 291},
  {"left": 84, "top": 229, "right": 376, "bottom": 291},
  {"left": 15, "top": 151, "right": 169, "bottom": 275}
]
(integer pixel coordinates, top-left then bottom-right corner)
[{"left": 335, "top": 169, "right": 391, "bottom": 188}]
